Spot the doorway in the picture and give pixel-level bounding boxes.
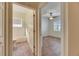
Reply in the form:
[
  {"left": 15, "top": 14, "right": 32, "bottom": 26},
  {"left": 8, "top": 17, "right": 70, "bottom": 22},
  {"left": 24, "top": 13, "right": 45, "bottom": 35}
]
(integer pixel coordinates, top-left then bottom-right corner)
[
  {"left": 40, "top": 2, "right": 65, "bottom": 56},
  {"left": 12, "top": 3, "right": 34, "bottom": 56}
]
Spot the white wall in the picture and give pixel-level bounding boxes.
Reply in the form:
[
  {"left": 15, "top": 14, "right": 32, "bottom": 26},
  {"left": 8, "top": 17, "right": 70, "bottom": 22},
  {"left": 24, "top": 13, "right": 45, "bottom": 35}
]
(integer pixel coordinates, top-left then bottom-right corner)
[
  {"left": 41, "top": 2, "right": 61, "bottom": 38},
  {"left": 13, "top": 4, "right": 34, "bottom": 51},
  {"left": 24, "top": 10, "right": 33, "bottom": 51},
  {"left": 41, "top": 17, "right": 49, "bottom": 36},
  {"left": 13, "top": 13, "right": 26, "bottom": 40},
  {"left": 13, "top": 11, "right": 33, "bottom": 50},
  {"left": 41, "top": 16, "right": 61, "bottom": 38},
  {"left": 48, "top": 16, "right": 61, "bottom": 37}
]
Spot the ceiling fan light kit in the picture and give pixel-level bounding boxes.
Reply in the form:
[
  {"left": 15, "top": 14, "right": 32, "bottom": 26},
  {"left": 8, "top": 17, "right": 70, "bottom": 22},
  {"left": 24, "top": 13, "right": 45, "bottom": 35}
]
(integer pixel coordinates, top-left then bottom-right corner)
[
  {"left": 48, "top": 12, "right": 54, "bottom": 20},
  {"left": 48, "top": 16, "right": 54, "bottom": 20}
]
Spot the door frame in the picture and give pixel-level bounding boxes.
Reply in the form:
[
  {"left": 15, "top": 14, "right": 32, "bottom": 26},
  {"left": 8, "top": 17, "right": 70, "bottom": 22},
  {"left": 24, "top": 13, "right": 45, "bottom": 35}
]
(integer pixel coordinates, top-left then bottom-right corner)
[
  {"left": 38, "top": 3, "right": 69, "bottom": 56},
  {"left": 14, "top": 2, "right": 36, "bottom": 56},
  {"left": 4, "top": 2, "right": 13, "bottom": 56},
  {"left": 63, "top": 3, "right": 68, "bottom": 56},
  {"left": 61, "top": 3, "right": 68, "bottom": 56},
  {"left": 4, "top": 2, "right": 36, "bottom": 56}
]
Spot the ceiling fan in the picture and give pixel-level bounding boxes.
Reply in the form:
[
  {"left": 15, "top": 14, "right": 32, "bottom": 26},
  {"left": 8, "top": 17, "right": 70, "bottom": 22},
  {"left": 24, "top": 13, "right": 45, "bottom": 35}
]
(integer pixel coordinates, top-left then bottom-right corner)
[
  {"left": 42, "top": 11, "right": 60, "bottom": 21},
  {"left": 48, "top": 12, "right": 58, "bottom": 21}
]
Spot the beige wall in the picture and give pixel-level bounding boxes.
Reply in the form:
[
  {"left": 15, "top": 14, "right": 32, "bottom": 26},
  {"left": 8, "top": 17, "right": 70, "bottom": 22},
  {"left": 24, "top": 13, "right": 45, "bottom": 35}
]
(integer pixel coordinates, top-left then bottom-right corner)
[{"left": 68, "top": 3, "right": 79, "bottom": 56}]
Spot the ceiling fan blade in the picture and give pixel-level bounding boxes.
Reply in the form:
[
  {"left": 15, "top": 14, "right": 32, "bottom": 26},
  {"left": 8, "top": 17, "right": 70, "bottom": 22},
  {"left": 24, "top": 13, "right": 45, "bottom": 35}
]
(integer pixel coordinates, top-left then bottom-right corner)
[{"left": 53, "top": 16, "right": 58, "bottom": 18}]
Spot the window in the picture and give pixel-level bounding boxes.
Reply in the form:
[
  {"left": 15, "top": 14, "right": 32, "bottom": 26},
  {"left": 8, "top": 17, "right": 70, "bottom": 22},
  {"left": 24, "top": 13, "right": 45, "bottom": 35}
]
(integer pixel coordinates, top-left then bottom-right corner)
[
  {"left": 53, "top": 20, "right": 61, "bottom": 32},
  {"left": 13, "top": 17, "right": 22, "bottom": 27}
]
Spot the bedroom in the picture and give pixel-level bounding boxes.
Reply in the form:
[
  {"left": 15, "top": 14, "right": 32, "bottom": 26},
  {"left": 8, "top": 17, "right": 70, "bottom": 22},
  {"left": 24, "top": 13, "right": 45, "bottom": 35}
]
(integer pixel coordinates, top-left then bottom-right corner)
[{"left": 41, "top": 2, "right": 62, "bottom": 56}]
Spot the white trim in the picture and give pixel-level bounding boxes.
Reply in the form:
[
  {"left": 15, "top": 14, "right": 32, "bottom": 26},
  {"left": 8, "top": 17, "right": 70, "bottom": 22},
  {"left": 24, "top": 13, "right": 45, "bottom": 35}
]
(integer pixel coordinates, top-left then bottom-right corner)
[
  {"left": 61, "top": 3, "right": 65, "bottom": 56},
  {"left": 64, "top": 3, "right": 68, "bottom": 56},
  {"left": 61, "top": 3, "right": 68, "bottom": 56}
]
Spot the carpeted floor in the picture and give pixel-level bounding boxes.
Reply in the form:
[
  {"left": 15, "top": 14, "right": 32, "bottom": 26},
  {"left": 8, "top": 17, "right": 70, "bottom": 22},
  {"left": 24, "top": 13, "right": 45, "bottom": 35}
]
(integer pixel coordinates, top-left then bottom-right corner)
[
  {"left": 13, "top": 39, "right": 33, "bottom": 56},
  {"left": 42, "top": 36, "right": 61, "bottom": 56},
  {"left": 8, "top": 36, "right": 60, "bottom": 56}
]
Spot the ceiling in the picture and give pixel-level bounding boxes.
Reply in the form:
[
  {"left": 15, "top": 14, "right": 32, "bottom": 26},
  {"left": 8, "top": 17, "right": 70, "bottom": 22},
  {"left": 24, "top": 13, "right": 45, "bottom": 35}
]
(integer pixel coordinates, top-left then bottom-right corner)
[
  {"left": 13, "top": 2, "right": 61, "bottom": 18},
  {"left": 15, "top": 2, "right": 47, "bottom": 9},
  {"left": 13, "top": 4, "right": 33, "bottom": 14},
  {"left": 41, "top": 2, "right": 61, "bottom": 17}
]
